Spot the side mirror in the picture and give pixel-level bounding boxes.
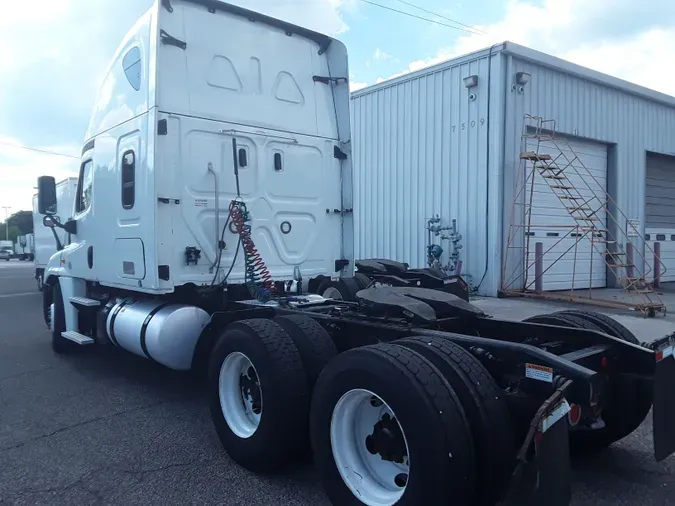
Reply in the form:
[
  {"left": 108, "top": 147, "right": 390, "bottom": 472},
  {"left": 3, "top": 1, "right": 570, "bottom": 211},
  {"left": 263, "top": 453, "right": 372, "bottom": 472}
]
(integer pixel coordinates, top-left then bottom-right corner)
[
  {"left": 43, "top": 215, "right": 58, "bottom": 228},
  {"left": 37, "top": 176, "right": 57, "bottom": 215}
]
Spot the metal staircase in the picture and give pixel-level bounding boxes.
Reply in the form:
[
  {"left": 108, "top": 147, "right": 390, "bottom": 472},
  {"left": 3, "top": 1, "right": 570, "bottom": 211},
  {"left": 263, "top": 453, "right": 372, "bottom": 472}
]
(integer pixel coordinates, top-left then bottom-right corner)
[{"left": 503, "top": 115, "right": 666, "bottom": 316}]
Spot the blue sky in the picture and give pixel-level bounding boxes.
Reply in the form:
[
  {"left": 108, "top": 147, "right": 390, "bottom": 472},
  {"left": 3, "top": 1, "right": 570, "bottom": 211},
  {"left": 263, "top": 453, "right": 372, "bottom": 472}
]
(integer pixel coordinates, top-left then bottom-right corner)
[
  {"left": 1, "top": 0, "right": 675, "bottom": 213},
  {"left": 339, "top": 0, "right": 507, "bottom": 87}
]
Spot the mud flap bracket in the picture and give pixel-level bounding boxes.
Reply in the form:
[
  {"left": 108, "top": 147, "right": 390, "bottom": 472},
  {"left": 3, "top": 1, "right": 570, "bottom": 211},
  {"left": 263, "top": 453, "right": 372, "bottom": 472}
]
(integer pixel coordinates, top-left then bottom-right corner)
[{"left": 503, "top": 381, "right": 573, "bottom": 506}]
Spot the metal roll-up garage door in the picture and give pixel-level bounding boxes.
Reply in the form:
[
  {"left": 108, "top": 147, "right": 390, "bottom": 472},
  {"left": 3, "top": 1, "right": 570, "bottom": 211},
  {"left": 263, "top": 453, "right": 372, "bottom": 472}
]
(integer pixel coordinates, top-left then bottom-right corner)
[
  {"left": 646, "top": 152, "right": 675, "bottom": 283},
  {"left": 525, "top": 136, "right": 608, "bottom": 291}
]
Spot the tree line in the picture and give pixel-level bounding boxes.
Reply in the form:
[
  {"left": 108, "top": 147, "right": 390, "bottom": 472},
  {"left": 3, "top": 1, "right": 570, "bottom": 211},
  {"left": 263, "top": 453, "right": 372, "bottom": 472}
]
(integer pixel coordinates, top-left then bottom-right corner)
[{"left": 0, "top": 210, "right": 33, "bottom": 243}]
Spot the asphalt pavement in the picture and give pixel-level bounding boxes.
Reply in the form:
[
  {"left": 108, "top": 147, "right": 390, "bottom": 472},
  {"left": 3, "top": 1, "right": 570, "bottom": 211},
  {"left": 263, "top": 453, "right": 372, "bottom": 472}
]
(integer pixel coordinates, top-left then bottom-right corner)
[{"left": 0, "top": 261, "right": 673, "bottom": 505}]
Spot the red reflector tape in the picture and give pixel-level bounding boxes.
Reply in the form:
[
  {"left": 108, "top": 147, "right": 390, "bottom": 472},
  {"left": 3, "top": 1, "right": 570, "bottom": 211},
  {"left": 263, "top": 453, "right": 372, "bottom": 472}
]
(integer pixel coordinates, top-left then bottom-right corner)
[
  {"left": 656, "top": 346, "right": 673, "bottom": 363},
  {"left": 535, "top": 430, "right": 543, "bottom": 445},
  {"left": 568, "top": 403, "right": 581, "bottom": 427}
]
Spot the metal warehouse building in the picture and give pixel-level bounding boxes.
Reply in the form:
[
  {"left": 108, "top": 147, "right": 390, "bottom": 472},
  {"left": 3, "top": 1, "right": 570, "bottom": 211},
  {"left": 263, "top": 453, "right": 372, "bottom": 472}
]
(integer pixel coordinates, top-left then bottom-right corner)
[{"left": 350, "top": 41, "right": 675, "bottom": 303}]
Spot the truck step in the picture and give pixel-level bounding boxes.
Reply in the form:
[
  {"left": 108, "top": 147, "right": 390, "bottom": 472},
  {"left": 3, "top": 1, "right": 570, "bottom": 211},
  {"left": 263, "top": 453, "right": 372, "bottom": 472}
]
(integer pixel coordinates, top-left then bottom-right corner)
[
  {"left": 69, "top": 296, "right": 101, "bottom": 308},
  {"left": 61, "top": 331, "right": 95, "bottom": 345}
]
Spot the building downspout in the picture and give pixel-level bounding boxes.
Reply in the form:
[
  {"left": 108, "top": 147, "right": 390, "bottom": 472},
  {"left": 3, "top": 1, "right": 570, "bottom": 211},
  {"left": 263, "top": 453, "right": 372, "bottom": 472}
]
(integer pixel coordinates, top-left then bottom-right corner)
[
  {"left": 499, "top": 53, "right": 513, "bottom": 292},
  {"left": 475, "top": 43, "right": 504, "bottom": 293}
]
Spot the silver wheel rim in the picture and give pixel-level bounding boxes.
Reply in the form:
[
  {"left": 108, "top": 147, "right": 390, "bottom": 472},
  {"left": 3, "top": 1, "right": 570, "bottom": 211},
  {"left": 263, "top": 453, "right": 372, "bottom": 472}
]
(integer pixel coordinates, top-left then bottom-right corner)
[
  {"left": 37, "top": 277, "right": 43, "bottom": 290},
  {"left": 330, "top": 389, "right": 410, "bottom": 506},
  {"left": 49, "top": 303, "right": 54, "bottom": 332},
  {"left": 218, "top": 352, "right": 262, "bottom": 438},
  {"left": 323, "top": 286, "right": 344, "bottom": 300}
]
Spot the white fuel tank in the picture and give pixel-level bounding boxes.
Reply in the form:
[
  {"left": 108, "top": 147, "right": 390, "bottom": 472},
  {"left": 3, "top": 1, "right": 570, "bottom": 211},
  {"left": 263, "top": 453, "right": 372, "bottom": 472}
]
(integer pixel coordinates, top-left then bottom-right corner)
[{"left": 106, "top": 300, "right": 211, "bottom": 371}]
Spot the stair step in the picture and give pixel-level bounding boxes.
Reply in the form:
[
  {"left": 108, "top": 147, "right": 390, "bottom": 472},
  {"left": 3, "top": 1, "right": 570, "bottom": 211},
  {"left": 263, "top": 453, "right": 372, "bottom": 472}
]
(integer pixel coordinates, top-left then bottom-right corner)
[
  {"left": 61, "top": 331, "right": 95, "bottom": 345},
  {"left": 559, "top": 196, "right": 582, "bottom": 199},
  {"left": 541, "top": 174, "right": 566, "bottom": 179},
  {"left": 635, "top": 289, "right": 655, "bottom": 294},
  {"left": 573, "top": 216, "right": 601, "bottom": 221},
  {"left": 568, "top": 207, "right": 592, "bottom": 212},
  {"left": 551, "top": 185, "right": 574, "bottom": 190},
  {"left": 69, "top": 296, "right": 101, "bottom": 308},
  {"left": 521, "top": 152, "right": 552, "bottom": 161}
]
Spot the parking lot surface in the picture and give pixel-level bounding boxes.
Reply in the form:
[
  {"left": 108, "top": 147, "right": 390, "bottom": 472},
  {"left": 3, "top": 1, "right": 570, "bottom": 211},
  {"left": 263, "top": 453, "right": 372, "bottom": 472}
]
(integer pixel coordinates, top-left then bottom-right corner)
[{"left": 0, "top": 261, "right": 673, "bottom": 505}]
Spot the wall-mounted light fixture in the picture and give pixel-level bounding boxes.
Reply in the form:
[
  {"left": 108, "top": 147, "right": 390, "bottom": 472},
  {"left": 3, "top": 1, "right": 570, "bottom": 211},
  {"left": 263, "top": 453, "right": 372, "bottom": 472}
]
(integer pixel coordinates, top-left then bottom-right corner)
[
  {"left": 512, "top": 72, "right": 531, "bottom": 94},
  {"left": 463, "top": 75, "right": 478, "bottom": 88},
  {"left": 515, "top": 72, "right": 531, "bottom": 85}
]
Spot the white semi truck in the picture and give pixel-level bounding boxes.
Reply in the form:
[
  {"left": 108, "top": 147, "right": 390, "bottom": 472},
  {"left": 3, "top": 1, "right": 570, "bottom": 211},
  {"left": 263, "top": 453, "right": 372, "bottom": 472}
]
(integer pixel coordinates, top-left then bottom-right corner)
[
  {"left": 32, "top": 178, "right": 78, "bottom": 290},
  {"left": 35, "top": 2, "right": 675, "bottom": 506}
]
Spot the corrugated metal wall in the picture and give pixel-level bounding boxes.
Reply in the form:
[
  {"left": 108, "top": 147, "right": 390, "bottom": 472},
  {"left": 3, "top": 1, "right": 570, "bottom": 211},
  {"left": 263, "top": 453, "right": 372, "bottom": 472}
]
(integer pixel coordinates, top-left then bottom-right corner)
[
  {"left": 503, "top": 53, "right": 675, "bottom": 285},
  {"left": 351, "top": 42, "right": 675, "bottom": 296},
  {"left": 351, "top": 49, "right": 505, "bottom": 295}
]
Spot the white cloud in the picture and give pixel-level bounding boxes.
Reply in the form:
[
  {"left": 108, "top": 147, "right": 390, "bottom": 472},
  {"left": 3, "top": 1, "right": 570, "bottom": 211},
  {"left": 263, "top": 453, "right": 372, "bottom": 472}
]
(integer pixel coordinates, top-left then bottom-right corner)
[
  {"left": 0, "top": 138, "right": 79, "bottom": 213},
  {"left": 350, "top": 81, "right": 369, "bottom": 92},
  {"left": 376, "top": 0, "right": 675, "bottom": 97},
  {"left": 373, "top": 48, "right": 392, "bottom": 61}
]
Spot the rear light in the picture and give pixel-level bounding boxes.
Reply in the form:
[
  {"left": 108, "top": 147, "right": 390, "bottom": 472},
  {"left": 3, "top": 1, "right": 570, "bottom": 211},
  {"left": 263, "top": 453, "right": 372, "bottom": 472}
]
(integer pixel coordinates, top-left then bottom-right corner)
[{"left": 568, "top": 403, "right": 582, "bottom": 426}]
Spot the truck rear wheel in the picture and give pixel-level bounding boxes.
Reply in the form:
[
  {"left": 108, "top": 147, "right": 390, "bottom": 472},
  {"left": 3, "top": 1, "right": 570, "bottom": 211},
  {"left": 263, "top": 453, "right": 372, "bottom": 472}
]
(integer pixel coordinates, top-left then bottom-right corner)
[
  {"left": 557, "top": 310, "right": 637, "bottom": 343},
  {"left": 272, "top": 315, "right": 337, "bottom": 393},
  {"left": 310, "top": 344, "right": 475, "bottom": 506},
  {"left": 208, "top": 319, "right": 309, "bottom": 473},
  {"left": 396, "top": 336, "right": 515, "bottom": 506},
  {"left": 353, "top": 273, "right": 372, "bottom": 290},
  {"left": 525, "top": 312, "right": 652, "bottom": 450},
  {"left": 319, "top": 278, "right": 361, "bottom": 301}
]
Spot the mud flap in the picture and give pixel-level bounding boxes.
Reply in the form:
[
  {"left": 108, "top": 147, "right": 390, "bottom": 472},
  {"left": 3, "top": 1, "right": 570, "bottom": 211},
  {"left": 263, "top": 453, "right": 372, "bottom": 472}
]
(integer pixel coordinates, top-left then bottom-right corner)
[
  {"left": 653, "top": 334, "right": 675, "bottom": 462},
  {"left": 503, "top": 390, "right": 572, "bottom": 506}
]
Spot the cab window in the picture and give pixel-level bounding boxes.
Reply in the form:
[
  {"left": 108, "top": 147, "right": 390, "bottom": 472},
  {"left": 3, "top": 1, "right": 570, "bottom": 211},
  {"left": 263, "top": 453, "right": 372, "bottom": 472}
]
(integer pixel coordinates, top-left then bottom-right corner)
[
  {"left": 122, "top": 46, "right": 141, "bottom": 91},
  {"left": 76, "top": 160, "right": 94, "bottom": 213}
]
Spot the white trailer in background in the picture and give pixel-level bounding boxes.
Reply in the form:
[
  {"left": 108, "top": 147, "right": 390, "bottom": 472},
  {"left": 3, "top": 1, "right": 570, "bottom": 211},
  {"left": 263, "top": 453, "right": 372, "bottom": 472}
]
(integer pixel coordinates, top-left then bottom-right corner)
[
  {"left": 14, "top": 233, "right": 35, "bottom": 261},
  {"left": 33, "top": 178, "right": 77, "bottom": 290},
  {"left": 13, "top": 239, "right": 23, "bottom": 259}
]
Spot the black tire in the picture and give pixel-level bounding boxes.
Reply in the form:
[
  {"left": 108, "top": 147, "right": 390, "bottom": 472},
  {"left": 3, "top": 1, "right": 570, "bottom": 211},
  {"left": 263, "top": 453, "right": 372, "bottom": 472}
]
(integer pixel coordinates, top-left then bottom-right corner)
[
  {"left": 272, "top": 315, "right": 337, "bottom": 392},
  {"left": 547, "top": 311, "right": 652, "bottom": 448},
  {"left": 397, "top": 336, "right": 515, "bottom": 506},
  {"left": 319, "top": 278, "right": 359, "bottom": 301},
  {"left": 311, "top": 343, "right": 475, "bottom": 506},
  {"left": 208, "top": 319, "right": 309, "bottom": 473},
  {"left": 51, "top": 282, "right": 78, "bottom": 354},
  {"left": 557, "top": 310, "right": 638, "bottom": 343},
  {"left": 526, "top": 312, "right": 652, "bottom": 449},
  {"left": 42, "top": 282, "right": 52, "bottom": 328},
  {"left": 522, "top": 313, "right": 583, "bottom": 328},
  {"left": 353, "top": 272, "right": 371, "bottom": 290}
]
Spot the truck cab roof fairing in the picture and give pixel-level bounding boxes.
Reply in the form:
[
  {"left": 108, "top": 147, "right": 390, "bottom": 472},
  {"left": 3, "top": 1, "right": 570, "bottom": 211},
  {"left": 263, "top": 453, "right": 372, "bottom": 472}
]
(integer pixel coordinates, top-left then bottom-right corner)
[{"left": 163, "top": 0, "right": 334, "bottom": 52}]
